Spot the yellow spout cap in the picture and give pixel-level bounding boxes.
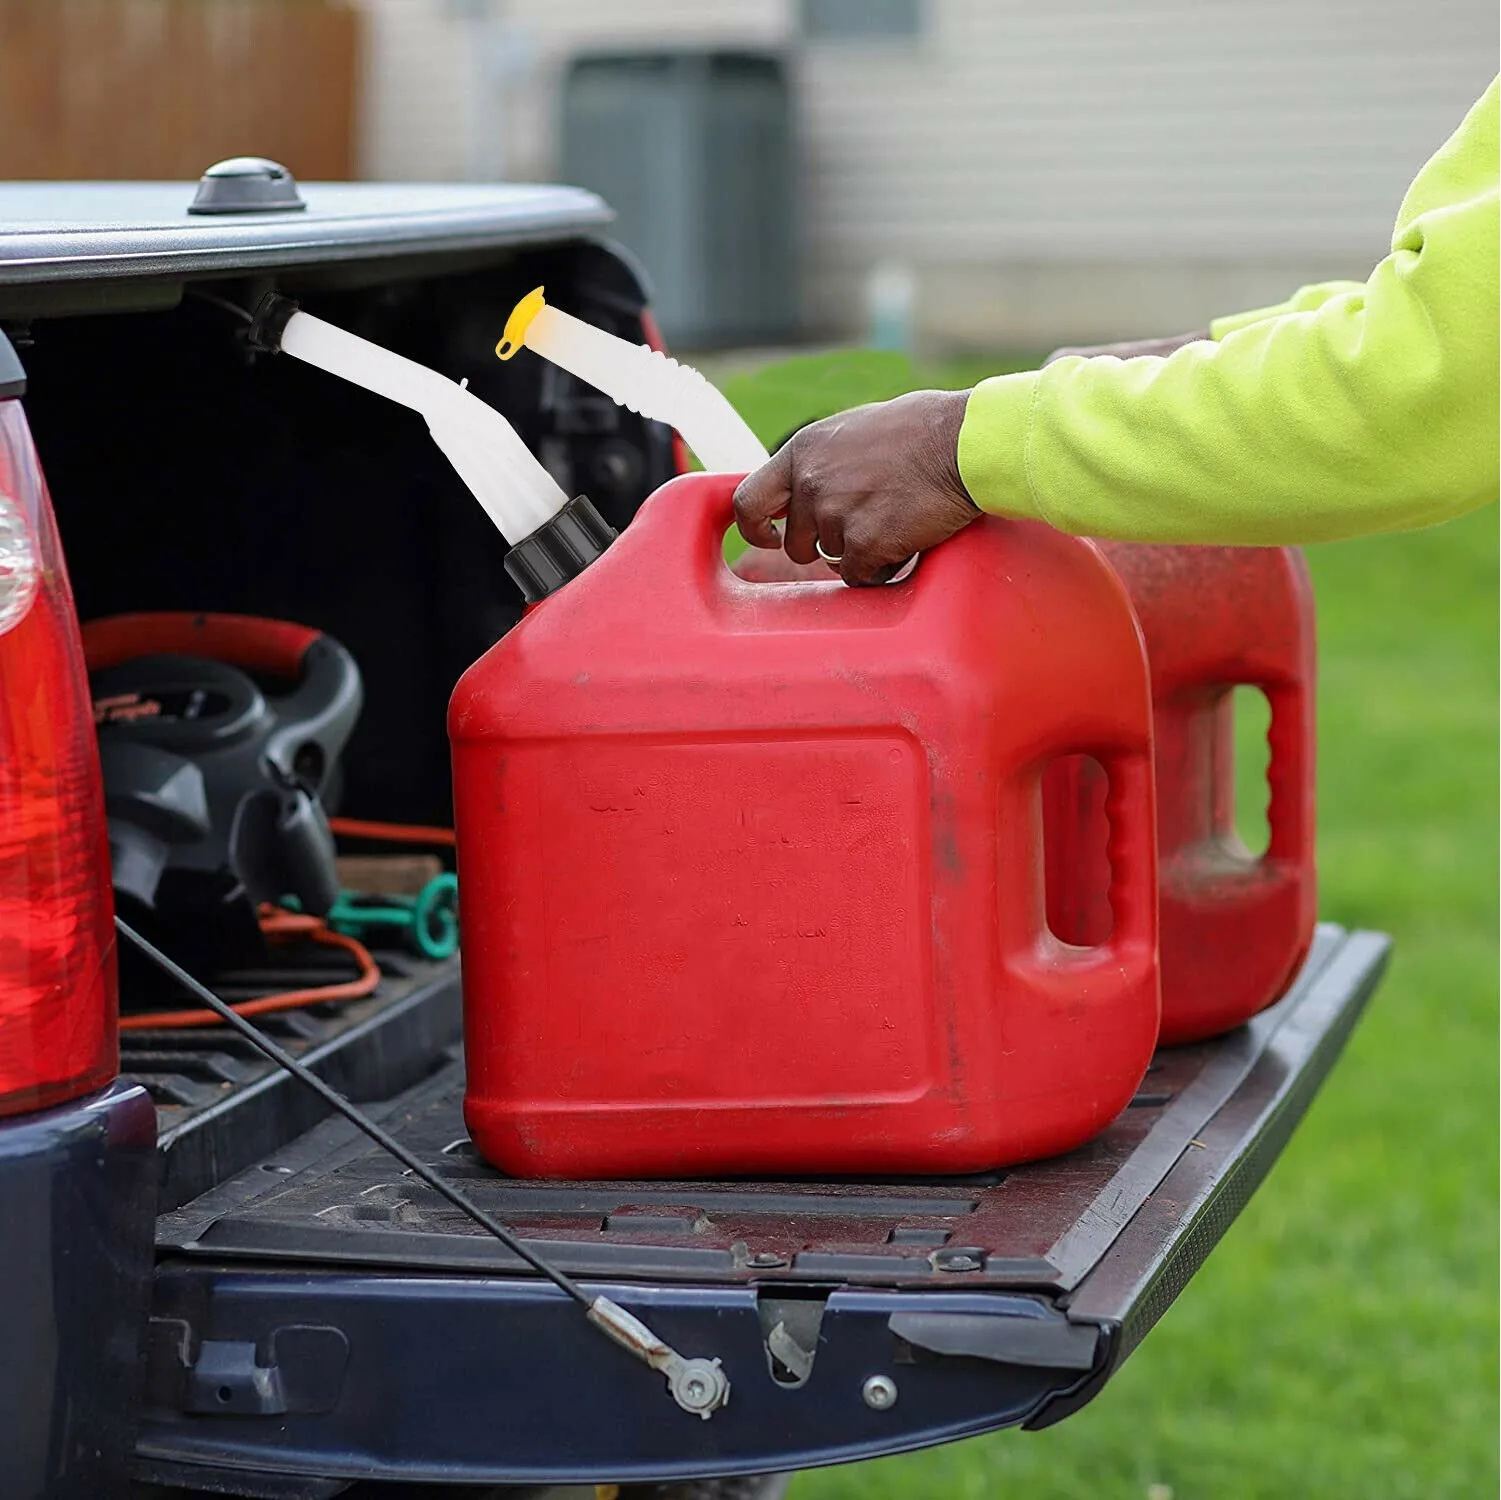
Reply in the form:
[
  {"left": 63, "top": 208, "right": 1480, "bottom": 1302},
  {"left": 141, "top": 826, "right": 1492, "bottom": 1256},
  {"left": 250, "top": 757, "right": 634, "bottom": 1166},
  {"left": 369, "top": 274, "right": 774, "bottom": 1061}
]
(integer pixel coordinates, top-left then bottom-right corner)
[{"left": 496, "top": 286, "right": 546, "bottom": 360}]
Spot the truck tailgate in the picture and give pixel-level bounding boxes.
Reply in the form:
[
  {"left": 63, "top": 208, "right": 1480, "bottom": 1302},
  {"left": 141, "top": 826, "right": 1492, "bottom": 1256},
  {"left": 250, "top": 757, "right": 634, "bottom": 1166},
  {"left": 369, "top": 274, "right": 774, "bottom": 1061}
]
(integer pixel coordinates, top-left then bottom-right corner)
[{"left": 134, "top": 923, "right": 1387, "bottom": 1489}]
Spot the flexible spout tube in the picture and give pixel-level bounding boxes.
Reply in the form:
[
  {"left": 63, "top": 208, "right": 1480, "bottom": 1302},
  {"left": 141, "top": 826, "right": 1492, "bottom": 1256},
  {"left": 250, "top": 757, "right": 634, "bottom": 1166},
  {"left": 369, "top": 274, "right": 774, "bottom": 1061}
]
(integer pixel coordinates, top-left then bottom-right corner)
[
  {"left": 496, "top": 289, "right": 770, "bottom": 475},
  {"left": 279, "top": 310, "right": 453, "bottom": 412},
  {"left": 276, "top": 309, "right": 570, "bottom": 544}
]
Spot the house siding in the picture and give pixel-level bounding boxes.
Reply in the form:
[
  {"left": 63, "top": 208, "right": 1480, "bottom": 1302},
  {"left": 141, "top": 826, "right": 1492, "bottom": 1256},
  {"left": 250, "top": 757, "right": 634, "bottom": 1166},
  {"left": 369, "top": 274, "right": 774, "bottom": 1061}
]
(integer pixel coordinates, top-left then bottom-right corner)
[{"left": 354, "top": 0, "right": 1496, "bottom": 345}]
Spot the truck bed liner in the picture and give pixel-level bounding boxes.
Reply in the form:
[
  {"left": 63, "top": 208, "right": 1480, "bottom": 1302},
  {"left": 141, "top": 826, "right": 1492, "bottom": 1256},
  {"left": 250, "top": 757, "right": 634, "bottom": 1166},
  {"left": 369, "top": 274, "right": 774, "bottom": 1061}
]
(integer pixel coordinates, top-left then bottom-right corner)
[
  {"left": 154, "top": 925, "right": 1384, "bottom": 1295},
  {"left": 124, "top": 948, "right": 462, "bottom": 1212}
]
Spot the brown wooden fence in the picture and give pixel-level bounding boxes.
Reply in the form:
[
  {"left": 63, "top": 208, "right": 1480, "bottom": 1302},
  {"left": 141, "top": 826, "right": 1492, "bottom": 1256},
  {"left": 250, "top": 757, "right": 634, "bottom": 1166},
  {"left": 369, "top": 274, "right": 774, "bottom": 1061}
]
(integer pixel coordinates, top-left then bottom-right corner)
[{"left": 0, "top": 0, "right": 360, "bottom": 181}]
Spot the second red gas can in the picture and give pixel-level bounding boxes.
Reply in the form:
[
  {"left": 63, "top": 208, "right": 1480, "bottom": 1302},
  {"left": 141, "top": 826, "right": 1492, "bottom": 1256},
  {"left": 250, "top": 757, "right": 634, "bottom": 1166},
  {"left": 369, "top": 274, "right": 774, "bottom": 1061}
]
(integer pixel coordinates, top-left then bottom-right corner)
[
  {"left": 1044, "top": 543, "right": 1316, "bottom": 1045},
  {"left": 451, "top": 472, "right": 1161, "bottom": 1179}
]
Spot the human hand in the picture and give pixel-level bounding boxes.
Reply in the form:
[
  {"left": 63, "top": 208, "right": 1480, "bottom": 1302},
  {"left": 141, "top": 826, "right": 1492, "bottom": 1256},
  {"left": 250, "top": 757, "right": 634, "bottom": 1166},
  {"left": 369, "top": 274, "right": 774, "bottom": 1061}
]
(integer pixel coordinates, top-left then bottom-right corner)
[
  {"left": 1044, "top": 330, "right": 1210, "bottom": 365},
  {"left": 732, "top": 390, "right": 977, "bottom": 586}
]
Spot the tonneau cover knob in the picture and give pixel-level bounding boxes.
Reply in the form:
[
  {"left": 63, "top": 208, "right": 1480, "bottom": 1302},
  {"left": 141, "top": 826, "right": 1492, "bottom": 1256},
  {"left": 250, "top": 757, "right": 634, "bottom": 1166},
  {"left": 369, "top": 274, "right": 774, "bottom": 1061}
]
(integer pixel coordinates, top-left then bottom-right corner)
[{"left": 189, "top": 157, "right": 306, "bottom": 216}]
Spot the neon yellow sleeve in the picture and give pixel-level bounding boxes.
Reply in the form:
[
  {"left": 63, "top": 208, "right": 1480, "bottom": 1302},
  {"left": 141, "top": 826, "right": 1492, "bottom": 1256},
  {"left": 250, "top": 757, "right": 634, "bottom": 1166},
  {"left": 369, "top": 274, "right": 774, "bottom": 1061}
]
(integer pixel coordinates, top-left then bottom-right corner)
[
  {"left": 957, "top": 78, "right": 1499, "bottom": 545},
  {"left": 1208, "top": 281, "right": 1368, "bottom": 340}
]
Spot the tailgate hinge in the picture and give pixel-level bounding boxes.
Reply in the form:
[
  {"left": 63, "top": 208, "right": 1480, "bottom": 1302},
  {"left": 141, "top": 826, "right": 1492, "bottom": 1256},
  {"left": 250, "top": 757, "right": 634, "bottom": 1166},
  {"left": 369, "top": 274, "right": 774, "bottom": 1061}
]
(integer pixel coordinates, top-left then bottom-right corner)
[{"left": 147, "top": 1317, "right": 350, "bottom": 1417}]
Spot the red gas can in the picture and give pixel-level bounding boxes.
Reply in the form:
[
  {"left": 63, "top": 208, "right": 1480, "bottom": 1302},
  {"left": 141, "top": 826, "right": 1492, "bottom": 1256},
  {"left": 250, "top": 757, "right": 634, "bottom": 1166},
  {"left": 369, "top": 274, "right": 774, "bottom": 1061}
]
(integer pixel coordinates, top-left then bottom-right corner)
[
  {"left": 1044, "top": 544, "right": 1316, "bottom": 1045},
  {"left": 451, "top": 472, "right": 1161, "bottom": 1179}
]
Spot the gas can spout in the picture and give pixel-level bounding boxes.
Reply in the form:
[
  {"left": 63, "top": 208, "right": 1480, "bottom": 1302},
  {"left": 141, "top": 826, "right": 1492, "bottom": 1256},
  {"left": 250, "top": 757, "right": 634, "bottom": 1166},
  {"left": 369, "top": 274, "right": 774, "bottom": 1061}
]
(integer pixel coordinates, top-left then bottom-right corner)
[
  {"left": 496, "top": 287, "right": 770, "bottom": 475},
  {"left": 248, "top": 293, "right": 573, "bottom": 547}
]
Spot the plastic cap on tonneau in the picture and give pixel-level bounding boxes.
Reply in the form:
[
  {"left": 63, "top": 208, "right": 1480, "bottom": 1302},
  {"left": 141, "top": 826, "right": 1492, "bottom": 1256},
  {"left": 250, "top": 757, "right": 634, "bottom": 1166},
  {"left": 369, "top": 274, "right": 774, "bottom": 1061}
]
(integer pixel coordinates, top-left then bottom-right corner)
[{"left": 189, "top": 157, "right": 306, "bottom": 216}]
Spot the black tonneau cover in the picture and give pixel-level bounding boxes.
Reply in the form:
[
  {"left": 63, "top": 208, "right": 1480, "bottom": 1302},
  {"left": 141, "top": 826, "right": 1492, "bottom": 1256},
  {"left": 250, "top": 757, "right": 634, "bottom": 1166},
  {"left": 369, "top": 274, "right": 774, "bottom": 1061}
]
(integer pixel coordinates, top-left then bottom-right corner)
[
  {"left": 0, "top": 181, "right": 611, "bottom": 284},
  {"left": 0, "top": 178, "right": 615, "bottom": 322}
]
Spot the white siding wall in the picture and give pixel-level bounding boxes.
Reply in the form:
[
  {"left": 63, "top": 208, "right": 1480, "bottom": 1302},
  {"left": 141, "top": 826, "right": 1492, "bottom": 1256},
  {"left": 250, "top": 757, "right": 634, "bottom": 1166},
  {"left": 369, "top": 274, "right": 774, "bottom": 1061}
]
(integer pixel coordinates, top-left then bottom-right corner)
[
  {"left": 357, "top": 0, "right": 474, "bottom": 181},
  {"left": 353, "top": 0, "right": 786, "bottom": 186},
  {"left": 799, "top": 0, "right": 1496, "bottom": 342},
  {"left": 354, "top": 0, "right": 1496, "bottom": 346}
]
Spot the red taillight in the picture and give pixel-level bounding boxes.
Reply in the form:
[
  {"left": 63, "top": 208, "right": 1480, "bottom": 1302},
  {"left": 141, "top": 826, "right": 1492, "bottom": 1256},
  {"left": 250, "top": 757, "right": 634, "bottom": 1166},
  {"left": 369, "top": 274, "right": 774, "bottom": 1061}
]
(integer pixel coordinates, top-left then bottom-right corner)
[
  {"left": 639, "top": 309, "right": 693, "bottom": 477},
  {"left": 0, "top": 399, "right": 117, "bottom": 1118}
]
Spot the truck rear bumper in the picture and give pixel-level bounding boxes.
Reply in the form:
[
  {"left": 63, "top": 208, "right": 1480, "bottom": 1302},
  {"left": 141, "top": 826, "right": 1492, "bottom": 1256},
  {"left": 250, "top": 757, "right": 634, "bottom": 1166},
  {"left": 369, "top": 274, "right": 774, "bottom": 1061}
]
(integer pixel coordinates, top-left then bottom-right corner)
[
  {"left": 0, "top": 1079, "right": 157, "bottom": 1500},
  {"left": 131, "top": 927, "right": 1388, "bottom": 1490}
]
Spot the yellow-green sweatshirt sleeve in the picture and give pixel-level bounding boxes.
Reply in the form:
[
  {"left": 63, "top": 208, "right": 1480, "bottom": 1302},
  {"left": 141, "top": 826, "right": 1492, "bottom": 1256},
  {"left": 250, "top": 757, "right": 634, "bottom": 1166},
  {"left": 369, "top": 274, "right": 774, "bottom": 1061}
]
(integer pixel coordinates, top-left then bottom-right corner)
[
  {"left": 1208, "top": 281, "right": 1368, "bottom": 340},
  {"left": 958, "top": 79, "right": 1499, "bottom": 545}
]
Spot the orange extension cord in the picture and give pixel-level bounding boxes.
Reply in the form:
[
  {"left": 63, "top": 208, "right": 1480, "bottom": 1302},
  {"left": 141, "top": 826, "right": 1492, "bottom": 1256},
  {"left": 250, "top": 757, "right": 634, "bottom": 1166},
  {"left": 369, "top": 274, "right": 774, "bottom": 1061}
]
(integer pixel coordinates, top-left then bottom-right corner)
[
  {"left": 120, "top": 819, "right": 455, "bottom": 1031},
  {"left": 328, "top": 816, "right": 457, "bottom": 847}
]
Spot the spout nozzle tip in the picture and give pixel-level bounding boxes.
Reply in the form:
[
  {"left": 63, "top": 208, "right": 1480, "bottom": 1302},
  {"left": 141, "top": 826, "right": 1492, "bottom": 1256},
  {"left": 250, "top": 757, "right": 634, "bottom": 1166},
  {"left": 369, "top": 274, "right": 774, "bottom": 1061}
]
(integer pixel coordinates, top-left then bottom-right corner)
[{"left": 496, "top": 286, "right": 546, "bottom": 361}]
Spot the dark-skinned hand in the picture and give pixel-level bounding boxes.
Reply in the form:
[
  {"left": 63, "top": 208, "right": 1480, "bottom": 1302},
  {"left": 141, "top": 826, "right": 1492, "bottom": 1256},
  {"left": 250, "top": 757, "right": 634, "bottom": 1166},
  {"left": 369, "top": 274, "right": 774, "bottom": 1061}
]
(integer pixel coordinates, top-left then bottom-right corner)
[{"left": 732, "top": 389, "right": 978, "bottom": 586}]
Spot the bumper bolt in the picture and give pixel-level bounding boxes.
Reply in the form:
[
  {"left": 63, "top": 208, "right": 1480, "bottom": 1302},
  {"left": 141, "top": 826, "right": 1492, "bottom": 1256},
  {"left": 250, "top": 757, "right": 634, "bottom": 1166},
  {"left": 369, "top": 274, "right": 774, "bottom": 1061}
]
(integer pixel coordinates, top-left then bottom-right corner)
[{"left": 935, "top": 1250, "right": 982, "bottom": 1272}]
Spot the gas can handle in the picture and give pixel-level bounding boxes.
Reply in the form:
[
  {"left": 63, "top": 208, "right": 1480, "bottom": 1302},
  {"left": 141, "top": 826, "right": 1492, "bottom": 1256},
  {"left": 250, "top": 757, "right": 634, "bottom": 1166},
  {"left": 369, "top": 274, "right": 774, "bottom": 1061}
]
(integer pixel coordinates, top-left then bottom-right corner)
[
  {"left": 641, "top": 471, "right": 747, "bottom": 601},
  {"left": 636, "top": 474, "right": 936, "bottom": 603},
  {"left": 1206, "top": 675, "right": 1312, "bottom": 876},
  {"left": 1096, "top": 747, "right": 1157, "bottom": 959},
  {"left": 1260, "top": 679, "right": 1313, "bottom": 867},
  {"left": 650, "top": 470, "right": 855, "bottom": 605},
  {"left": 656, "top": 470, "right": 926, "bottom": 602}
]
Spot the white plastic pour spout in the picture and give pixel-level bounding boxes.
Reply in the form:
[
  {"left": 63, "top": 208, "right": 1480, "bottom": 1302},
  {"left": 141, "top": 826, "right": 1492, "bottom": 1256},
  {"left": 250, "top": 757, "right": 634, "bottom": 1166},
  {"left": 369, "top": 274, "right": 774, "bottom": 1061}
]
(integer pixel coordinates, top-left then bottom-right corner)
[
  {"left": 496, "top": 288, "right": 770, "bottom": 475},
  {"left": 276, "top": 308, "right": 570, "bottom": 544}
]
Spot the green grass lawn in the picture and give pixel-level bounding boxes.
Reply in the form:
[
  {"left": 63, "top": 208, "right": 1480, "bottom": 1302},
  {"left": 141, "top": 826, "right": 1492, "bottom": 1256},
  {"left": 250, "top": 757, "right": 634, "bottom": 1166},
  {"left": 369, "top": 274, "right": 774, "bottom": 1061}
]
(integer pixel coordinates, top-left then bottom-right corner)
[{"left": 713, "top": 352, "right": 1499, "bottom": 1500}]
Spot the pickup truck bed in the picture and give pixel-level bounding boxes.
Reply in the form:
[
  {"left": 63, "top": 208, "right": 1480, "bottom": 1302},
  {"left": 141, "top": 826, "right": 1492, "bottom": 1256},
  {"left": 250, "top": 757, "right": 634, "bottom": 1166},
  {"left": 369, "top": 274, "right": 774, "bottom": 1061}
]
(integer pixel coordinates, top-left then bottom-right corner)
[
  {"left": 126, "top": 924, "right": 1388, "bottom": 1492},
  {"left": 0, "top": 175, "right": 1389, "bottom": 1497}
]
